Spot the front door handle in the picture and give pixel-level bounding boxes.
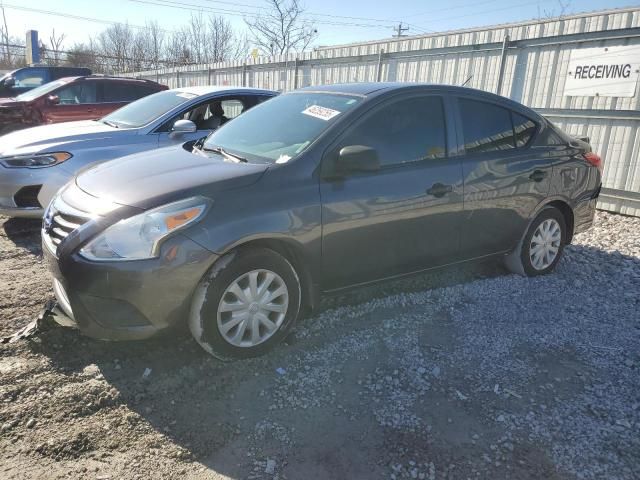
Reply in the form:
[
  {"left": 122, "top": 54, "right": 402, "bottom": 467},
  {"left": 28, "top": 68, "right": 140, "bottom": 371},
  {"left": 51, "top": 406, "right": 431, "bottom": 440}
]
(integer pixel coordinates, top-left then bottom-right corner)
[
  {"left": 426, "top": 182, "right": 453, "bottom": 198},
  {"left": 529, "top": 170, "right": 547, "bottom": 182}
]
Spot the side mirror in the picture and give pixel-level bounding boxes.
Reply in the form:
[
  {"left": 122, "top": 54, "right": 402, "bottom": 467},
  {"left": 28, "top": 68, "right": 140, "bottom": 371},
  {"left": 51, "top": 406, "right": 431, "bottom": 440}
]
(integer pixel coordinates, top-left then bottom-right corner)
[
  {"left": 170, "top": 119, "right": 197, "bottom": 137},
  {"left": 47, "top": 95, "right": 60, "bottom": 105},
  {"left": 4, "top": 76, "right": 15, "bottom": 87},
  {"left": 335, "top": 145, "right": 380, "bottom": 175}
]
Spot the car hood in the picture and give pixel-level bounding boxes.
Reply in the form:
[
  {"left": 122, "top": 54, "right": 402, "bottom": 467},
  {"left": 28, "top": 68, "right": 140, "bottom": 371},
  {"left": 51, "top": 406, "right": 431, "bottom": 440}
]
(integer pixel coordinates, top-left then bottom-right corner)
[
  {"left": 75, "top": 146, "right": 269, "bottom": 209},
  {"left": 0, "top": 97, "right": 22, "bottom": 106},
  {"left": 0, "top": 120, "right": 131, "bottom": 156}
]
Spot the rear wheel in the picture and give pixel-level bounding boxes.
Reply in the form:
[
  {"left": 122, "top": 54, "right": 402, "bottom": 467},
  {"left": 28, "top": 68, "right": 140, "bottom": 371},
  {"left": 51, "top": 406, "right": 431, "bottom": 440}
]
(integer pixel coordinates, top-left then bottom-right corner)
[
  {"left": 520, "top": 207, "right": 566, "bottom": 276},
  {"left": 189, "top": 247, "right": 301, "bottom": 360}
]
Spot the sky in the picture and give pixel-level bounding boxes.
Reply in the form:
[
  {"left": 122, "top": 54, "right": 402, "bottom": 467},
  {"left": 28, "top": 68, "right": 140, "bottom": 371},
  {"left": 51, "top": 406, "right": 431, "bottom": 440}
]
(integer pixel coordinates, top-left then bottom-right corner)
[{"left": 1, "top": 0, "right": 638, "bottom": 50}]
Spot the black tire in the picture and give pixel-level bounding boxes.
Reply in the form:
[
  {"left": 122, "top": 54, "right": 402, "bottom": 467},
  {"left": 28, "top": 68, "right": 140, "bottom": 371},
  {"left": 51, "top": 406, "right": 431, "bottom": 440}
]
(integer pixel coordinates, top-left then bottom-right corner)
[
  {"left": 189, "top": 247, "right": 301, "bottom": 360},
  {"left": 520, "top": 207, "right": 567, "bottom": 276}
]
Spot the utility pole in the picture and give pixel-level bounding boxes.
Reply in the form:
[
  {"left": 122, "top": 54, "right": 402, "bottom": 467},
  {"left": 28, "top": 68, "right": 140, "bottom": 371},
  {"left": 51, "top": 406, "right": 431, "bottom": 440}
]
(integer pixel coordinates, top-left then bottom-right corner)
[{"left": 393, "top": 22, "right": 409, "bottom": 38}]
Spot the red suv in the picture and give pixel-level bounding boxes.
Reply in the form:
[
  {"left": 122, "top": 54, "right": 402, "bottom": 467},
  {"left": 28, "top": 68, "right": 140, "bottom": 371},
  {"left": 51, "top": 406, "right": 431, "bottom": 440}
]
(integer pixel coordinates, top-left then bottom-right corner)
[{"left": 0, "top": 75, "right": 168, "bottom": 135}]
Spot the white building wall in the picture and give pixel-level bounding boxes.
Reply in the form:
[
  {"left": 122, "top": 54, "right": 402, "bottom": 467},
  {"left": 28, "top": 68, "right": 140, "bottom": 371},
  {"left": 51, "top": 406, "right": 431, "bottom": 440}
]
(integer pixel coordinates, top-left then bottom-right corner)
[{"left": 125, "top": 7, "right": 640, "bottom": 215}]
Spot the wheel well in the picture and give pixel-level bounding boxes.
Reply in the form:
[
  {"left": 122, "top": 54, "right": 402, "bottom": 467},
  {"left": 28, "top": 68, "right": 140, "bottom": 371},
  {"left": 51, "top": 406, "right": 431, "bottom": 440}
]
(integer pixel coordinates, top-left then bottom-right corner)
[
  {"left": 230, "top": 238, "right": 317, "bottom": 313},
  {"left": 546, "top": 200, "right": 574, "bottom": 244}
]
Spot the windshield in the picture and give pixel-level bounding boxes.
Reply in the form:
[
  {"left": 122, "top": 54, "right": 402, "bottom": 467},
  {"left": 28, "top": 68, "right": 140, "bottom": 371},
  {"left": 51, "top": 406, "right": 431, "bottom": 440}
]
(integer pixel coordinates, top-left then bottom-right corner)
[
  {"left": 101, "top": 90, "right": 197, "bottom": 129},
  {"left": 203, "top": 92, "right": 362, "bottom": 163},
  {"left": 14, "top": 79, "right": 67, "bottom": 101}
]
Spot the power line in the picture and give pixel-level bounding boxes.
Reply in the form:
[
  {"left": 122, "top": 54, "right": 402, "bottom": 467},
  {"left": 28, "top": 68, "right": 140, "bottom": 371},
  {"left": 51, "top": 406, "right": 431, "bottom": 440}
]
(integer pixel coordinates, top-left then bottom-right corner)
[
  {"left": 128, "top": 0, "right": 397, "bottom": 29},
  {"left": 0, "top": 3, "right": 176, "bottom": 33}
]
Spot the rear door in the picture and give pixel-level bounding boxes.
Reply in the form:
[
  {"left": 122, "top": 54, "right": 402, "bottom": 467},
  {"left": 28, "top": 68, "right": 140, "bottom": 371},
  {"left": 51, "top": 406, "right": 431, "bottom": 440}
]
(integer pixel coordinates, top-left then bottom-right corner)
[
  {"left": 320, "top": 93, "right": 464, "bottom": 290},
  {"left": 455, "top": 96, "right": 552, "bottom": 258},
  {"left": 96, "top": 81, "right": 159, "bottom": 117}
]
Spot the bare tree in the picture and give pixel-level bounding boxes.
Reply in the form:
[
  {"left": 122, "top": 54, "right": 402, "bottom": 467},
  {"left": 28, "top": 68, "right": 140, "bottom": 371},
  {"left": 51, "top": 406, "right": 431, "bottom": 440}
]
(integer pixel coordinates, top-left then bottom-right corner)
[
  {"left": 166, "top": 29, "right": 192, "bottom": 67},
  {"left": 207, "top": 15, "right": 237, "bottom": 63},
  {"left": 1, "top": 6, "right": 11, "bottom": 66},
  {"left": 146, "top": 21, "right": 165, "bottom": 71},
  {"left": 541, "top": 0, "right": 572, "bottom": 19},
  {"left": 245, "top": 0, "right": 317, "bottom": 56},
  {"left": 65, "top": 42, "right": 100, "bottom": 71},
  {"left": 98, "top": 23, "right": 135, "bottom": 72},
  {"left": 48, "top": 29, "right": 66, "bottom": 65}
]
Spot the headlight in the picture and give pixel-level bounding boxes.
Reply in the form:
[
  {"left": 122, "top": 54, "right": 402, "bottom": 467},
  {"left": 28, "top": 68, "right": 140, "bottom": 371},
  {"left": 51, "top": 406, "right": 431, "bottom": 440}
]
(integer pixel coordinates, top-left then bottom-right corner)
[
  {"left": 79, "top": 197, "right": 210, "bottom": 262},
  {"left": 0, "top": 152, "right": 72, "bottom": 168}
]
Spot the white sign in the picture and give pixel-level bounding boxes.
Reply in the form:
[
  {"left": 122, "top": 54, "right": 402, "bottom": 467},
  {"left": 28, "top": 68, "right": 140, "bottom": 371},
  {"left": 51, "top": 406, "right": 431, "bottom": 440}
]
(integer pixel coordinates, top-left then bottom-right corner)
[
  {"left": 564, "top": 45, "right": 640, "bottom": 97},
  {"left": 301, "top": 105, "right": 341, "bottom": 121}
]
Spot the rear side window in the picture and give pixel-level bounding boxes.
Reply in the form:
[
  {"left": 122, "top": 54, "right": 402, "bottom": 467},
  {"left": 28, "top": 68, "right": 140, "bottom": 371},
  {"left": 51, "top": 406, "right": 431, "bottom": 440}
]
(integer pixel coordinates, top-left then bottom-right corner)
[
  {"left": 459, "top": 98, "right": 515, "bottom": 153},
  {"left": 512, "top": 112, "right": 536, "bottom": 147},
  {"left": 459, "top": 98, "right": 538, "bottom": 153},
  {"left": 338, "top": 95, "right": 447, "bottom": 167},
  {"left": 102, "top": 82, "right": 156, "bottom": 102}
]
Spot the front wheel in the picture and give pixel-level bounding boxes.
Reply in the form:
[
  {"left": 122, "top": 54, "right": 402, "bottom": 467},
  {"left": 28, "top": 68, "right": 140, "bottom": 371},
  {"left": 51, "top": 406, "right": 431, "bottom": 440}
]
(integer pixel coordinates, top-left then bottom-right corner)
[
  {"left": 520, "top": 207, "right": 566, "bottom": 276},
  {"left": 189, "top": 247, "right": 301, "bottom": 360}
]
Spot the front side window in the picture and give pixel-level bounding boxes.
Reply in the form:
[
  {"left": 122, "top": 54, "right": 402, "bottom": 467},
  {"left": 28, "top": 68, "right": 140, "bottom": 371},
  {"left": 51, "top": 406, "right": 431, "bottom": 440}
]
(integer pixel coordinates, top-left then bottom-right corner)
[
  {"left": 334, "top": 95, "right": 447, "bottom": 167},
  {"left": 203, "top": 92, "right": 362, "bottom": 163},
  {"left": 459, "top": 98, "right": 515, "bottom": 154},
  {"left": 56, "top": 82, "right": 97, "bottom": 104}
]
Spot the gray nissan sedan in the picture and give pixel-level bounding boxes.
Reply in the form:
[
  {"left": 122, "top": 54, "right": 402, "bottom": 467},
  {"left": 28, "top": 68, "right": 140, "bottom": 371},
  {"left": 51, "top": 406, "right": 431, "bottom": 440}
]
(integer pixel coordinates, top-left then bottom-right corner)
[{"left": 43, "top": 83, "right": 602, "bottom": 359}]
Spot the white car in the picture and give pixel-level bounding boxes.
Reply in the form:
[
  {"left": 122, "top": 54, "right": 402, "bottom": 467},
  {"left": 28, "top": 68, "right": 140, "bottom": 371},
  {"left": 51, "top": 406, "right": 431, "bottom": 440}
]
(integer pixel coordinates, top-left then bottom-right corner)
[{"left": 0, "top": 86, "right": 276, "bottom": 218}]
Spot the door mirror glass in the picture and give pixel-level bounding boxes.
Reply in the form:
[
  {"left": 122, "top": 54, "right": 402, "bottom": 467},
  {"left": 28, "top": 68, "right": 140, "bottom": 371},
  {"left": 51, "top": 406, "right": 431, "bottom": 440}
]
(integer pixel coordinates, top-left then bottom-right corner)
[
  {"left": 336, "top": 145, "right": 380, "bottom": 174},
  {"left": 171, "top": 119, "right": 197, "bottom": 136},
  {"left": 47, "top": 94, "right": 60, "bottom": 105}
]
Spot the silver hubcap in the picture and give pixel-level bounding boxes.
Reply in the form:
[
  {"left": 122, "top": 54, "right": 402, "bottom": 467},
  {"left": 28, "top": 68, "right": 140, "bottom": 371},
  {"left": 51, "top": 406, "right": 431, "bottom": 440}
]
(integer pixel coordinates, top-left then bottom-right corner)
[
  {"left": 217, "top": 269, "right": 289, "bottom": 348},
  {"left": 529, "top": 218, "right": 562, "bottom": 270}
]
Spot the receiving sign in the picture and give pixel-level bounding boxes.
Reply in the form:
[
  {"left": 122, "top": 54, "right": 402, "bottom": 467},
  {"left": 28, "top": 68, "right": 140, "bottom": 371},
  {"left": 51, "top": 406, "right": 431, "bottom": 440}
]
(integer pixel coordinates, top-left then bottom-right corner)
[{"left": 564, "top": 45, "right": 640, "bottom": 97}]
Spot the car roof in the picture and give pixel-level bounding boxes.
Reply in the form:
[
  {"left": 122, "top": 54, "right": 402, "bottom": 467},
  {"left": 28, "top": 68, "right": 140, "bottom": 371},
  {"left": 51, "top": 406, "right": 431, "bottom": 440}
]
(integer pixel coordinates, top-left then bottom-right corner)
[
  {"left": 296, "top": 82, "right": 542, "bottom": 119},
  {"left": 172, "top": 85, "right": 277, "bottom": 96}
]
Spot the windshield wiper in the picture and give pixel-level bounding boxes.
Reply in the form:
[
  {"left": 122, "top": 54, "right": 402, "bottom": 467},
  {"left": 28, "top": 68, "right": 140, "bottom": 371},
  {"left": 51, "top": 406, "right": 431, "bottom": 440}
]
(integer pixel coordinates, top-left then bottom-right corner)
[
  {"left": 102, "top": 120, "right": 120, "bottom": 128},
  {"left": 202, "top": 146, "right": 247, "bottom": 163}
]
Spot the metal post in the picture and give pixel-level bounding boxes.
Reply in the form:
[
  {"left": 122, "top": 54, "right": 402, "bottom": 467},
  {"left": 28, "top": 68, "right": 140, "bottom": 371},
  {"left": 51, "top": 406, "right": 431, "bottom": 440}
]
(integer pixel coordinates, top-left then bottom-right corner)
[
  {"left": 242, "top": 63, "right": 247, "bottom": 87},
  {"left": 293, "top": 57, "right": 300, "bottom": 89},
  {"left": 496, "top": 33, "right": 510, "bottom": 96},
  {"left": 207, "top": 66, "right": 212, "bottom": 85},
  {"left": 175, "top": 69, "right": 180, "bottom": 88},
  {"left": 376, "top": 48, "right": 385, "bottom": 82}
]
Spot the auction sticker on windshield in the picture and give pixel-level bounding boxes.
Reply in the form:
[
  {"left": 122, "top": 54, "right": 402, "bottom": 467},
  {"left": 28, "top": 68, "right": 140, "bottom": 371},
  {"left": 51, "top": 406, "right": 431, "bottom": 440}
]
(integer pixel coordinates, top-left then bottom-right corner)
[{"left": 302, "top": 105, "right": 341, "bottom": 121}]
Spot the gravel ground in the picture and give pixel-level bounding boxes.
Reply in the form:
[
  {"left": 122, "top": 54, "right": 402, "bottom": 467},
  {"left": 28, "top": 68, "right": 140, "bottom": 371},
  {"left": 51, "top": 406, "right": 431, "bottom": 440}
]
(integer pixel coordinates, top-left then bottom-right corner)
[{"left": 0, "top": 211, "right": 639, "bottom": 480}]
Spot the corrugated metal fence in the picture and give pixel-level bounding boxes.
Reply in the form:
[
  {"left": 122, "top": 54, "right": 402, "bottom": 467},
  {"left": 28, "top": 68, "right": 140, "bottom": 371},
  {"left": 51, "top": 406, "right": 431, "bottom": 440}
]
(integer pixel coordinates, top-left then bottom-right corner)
[{"left": 125, "top": 7, "right": 640, "bottom": 216}]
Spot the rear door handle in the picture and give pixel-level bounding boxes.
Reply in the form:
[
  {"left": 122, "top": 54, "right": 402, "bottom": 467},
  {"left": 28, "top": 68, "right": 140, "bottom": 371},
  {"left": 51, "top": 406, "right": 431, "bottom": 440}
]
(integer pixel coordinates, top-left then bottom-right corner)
[
  {"left": 426, "top": 183, "right": 453, "bottom": 198},
  {"left": 529, "top": 170, "right": 547, "bottom": 182}
]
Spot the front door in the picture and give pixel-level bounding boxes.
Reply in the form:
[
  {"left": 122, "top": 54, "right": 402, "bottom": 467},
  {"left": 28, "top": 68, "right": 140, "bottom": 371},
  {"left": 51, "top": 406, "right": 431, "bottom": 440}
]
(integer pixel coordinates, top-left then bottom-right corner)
[
  {"left": 41, "top": 81, "right": 98, "bottom": 123},
  {"left": 157, "top": 96, "right": 258, "bottom": 147},
  {"left": 320, "top": 94, "right": 464, "bottom": 290}
]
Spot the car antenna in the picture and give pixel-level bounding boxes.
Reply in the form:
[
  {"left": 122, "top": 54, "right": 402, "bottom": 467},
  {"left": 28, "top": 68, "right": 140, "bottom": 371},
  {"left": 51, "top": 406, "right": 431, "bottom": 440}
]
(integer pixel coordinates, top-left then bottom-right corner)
[{"left": 461, "top": 74, "right": 473, "bottom": 87}]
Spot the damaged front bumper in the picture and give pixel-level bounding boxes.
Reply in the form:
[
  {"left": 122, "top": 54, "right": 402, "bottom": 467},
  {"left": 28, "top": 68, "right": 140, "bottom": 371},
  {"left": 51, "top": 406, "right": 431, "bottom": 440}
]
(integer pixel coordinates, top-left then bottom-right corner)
[{"left": 43, "top": 233, "right": 219, "bottom": 341}]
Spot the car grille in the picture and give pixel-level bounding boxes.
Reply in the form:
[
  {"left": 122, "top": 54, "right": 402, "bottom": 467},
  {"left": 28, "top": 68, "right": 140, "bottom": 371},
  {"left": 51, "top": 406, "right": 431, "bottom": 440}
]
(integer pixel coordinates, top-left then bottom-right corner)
[{"left": 43, "top": 195, "right": 92, "bottom": 256}]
